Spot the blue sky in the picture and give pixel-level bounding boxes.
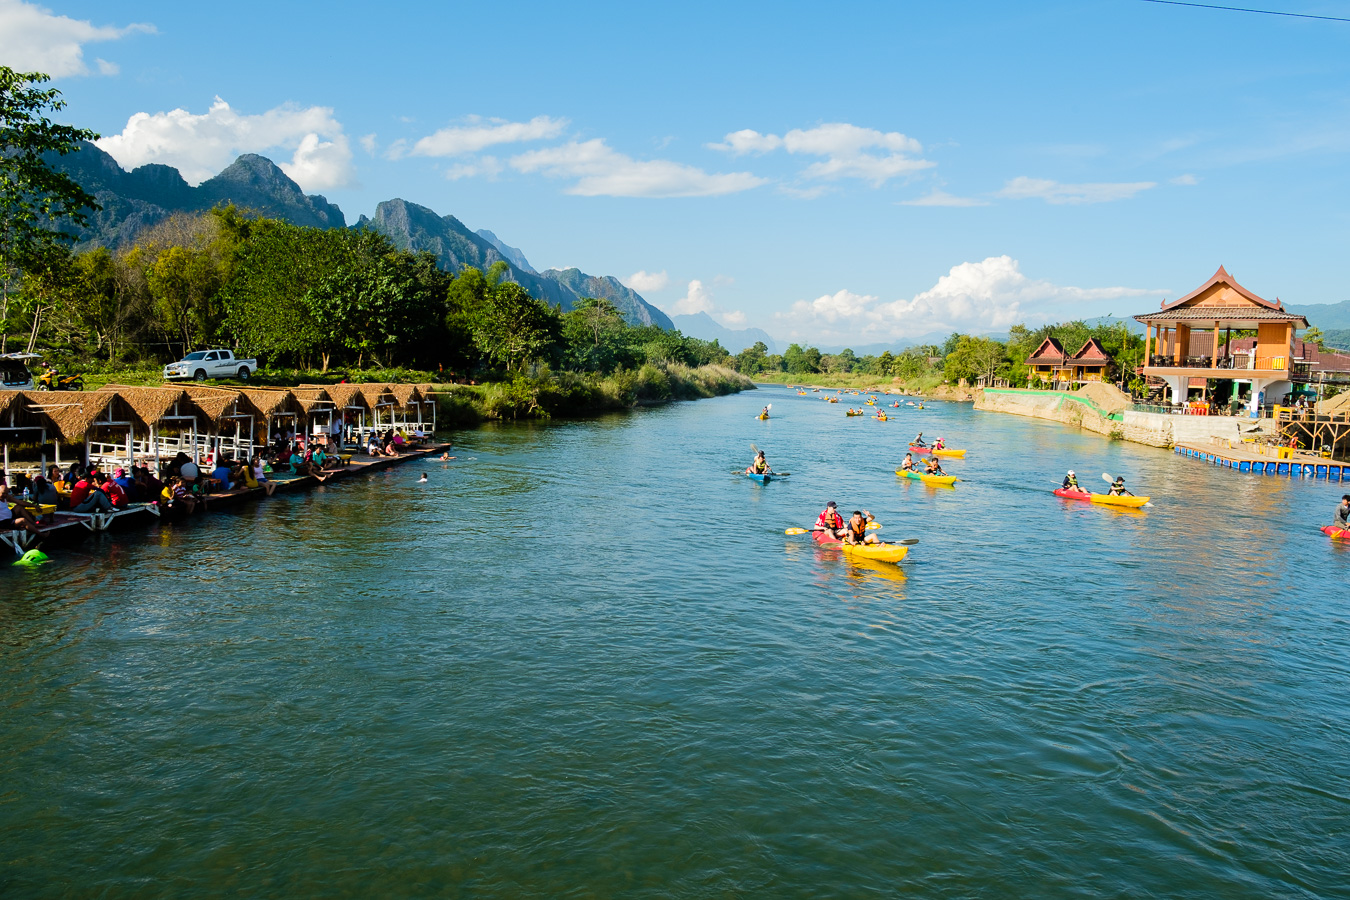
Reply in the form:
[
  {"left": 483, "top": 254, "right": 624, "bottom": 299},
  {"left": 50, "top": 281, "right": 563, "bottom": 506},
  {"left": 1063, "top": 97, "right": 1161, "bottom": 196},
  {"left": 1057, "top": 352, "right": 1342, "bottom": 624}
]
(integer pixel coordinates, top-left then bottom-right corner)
[{"left": 3, "top": 0, "right": 1348, "bottom": 345}]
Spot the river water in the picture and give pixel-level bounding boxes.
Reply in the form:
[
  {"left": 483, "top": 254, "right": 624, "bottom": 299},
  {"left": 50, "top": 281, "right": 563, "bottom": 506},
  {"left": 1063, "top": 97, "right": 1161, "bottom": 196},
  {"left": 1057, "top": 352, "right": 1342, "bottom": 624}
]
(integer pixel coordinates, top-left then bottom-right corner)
[{"left": 2, "top": 385, "right": 1348, "bottom": 898}]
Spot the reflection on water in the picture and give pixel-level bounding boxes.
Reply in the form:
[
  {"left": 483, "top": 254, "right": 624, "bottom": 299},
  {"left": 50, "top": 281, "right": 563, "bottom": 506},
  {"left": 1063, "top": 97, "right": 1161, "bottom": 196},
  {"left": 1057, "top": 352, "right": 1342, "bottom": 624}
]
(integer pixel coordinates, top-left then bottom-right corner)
[{"left": 1, "top": 385, "right": 1348, "bottom": 898}]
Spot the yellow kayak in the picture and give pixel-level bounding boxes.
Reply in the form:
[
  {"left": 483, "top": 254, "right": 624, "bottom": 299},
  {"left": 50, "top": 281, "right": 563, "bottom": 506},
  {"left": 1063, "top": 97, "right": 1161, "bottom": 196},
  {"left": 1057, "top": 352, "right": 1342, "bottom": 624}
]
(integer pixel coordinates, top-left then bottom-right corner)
[
  {"left": 1089, "top": 493, "right": 1149, "bottom": 508},
  {"left": 813, "top": 530, "right": 909, "bottom": 562},
  {"left": 874, "top": 415, "right": 888, "bottom": 421},
  {"left": 932, "top": 448, "right": 965, "bottom": 458},
  {"left": 757, "top": 414, "right": 769, "bottom": 420},
  {"left": 898, "top": 470, "right": 958, "bottom": 485}
]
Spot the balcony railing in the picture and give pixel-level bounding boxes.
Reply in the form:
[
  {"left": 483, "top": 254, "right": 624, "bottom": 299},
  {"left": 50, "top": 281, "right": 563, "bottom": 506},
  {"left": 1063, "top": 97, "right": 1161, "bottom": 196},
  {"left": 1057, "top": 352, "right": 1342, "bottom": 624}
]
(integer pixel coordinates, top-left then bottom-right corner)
[{"left": 1146, "top": 354, "right": 1294, "bottom": 372}]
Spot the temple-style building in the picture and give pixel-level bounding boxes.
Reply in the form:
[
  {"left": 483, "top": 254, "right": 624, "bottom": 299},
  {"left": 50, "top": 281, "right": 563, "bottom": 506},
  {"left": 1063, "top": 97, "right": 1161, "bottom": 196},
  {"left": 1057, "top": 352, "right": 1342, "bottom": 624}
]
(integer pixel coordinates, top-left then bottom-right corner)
[
  {"left": 1134, "top": 266, "right": 1308, "bottom": 414},
  {"left": 1025, "top": 337, "right": 1113, "bottom": 388}
]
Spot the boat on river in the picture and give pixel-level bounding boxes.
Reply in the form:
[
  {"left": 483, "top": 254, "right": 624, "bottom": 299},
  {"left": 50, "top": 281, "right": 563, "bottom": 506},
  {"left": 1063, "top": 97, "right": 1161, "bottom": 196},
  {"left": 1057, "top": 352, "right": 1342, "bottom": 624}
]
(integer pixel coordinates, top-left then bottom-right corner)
[
  {"left": 812, "top": 529, "right": 909, "bottom": 563},
  {"left": 1321, "top": 525, "right": 1348, "bottom": 541},
  {"left": 1054, "top": 487, "right": 1150, "bottom": 508},
  {"left": 909, "top": 444, "right": 965, "bottom": 458},
  {"left": 898, "top": 470, "right": 957, "bottom": 485}
]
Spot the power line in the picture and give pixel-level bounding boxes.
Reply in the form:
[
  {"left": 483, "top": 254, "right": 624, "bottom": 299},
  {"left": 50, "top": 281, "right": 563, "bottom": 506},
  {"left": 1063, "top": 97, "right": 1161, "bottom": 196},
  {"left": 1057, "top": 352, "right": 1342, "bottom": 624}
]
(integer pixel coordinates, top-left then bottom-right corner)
[{"left": 1137, "top": 0, "right": 1350, "bottom": 23}]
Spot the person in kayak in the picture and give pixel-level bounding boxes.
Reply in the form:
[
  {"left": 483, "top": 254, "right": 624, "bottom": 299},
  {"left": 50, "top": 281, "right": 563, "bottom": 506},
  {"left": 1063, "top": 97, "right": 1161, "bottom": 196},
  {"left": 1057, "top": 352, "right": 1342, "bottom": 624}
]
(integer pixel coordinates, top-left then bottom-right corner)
[
  {"left": 912, "top": 432, "right": 928, "bottom": 447},
  {"left": 924, "top": 457, "right": 948, "bottom": 476},
  {"left": 815, "top": 501, "right": 846, "bottom": 537},
  {"left": 843, "top": 510, "right": 881, "bottom": 546},
  {"left": 759, "top": 406, "right": 770, "bottom": 419},
  {"left": 1334, "top": 494, "right": 1350, "bottom": 529},
  {"left": 933, "top": 437, "right": 946, "bottom": 450},
  {"left": 745, "top": 451, "right": 770, "bottom": 475},
  {"left": 1108, "top": 476, "right": 1133, "bottom": 496},
  {"left": 1062, "top": 470, "right": 1080, "bottom": 491},
  {"left": 899, "top": 452, "right": 916, "bottom": 472}
]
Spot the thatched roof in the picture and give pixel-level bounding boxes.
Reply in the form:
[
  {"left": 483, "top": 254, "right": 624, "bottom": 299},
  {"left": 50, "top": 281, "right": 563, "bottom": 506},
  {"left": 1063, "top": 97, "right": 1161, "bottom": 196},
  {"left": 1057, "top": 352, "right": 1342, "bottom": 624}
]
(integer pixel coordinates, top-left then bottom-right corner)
[
  {"left": 310, "top": 382, "right": 367, "bottom": 410},
  {"left": 22, "top": 390, "right": 122, "bottom": 443},
  {"left": 97, "top": 385, "right": 198, "bottom": 428},
  {"left": 388, "top": 383, "right": 423, "bottom": 407},
  {"left": 358, "top": 383, "right": 397, "bottom": 408},
  {"left": 290, "top": 386, "right": 334, "bottom": 413},
  {"left": 239, "top": 388, "right": 299, "bottom": 418},
  {"left": 180, "top": 385, "right": 250, "bottom": 424},
  {"left": 0, "top": 391, "right": 44, "bottom": 435}
]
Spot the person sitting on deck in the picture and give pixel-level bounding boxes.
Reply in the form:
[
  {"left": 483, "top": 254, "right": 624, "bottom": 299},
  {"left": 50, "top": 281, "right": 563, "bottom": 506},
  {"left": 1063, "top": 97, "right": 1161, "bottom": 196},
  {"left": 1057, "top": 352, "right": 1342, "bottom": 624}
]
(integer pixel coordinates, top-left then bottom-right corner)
[
  {"left": 912, "top": 432, "right": 928, "bottom": 448},
  {"left": 1334, "top": 495, "right": 1350, "bottom": 530},
  {"left": 112, "top": 466, "right": 138, "bottom": 502},
  {"left": 924, "top": 457, "right": 947, "bottom": 477},
  {"left": 30, "top": 475, "right": 59, "bottom": 510},
  {"left": 815, "top": 501, "right": 846, "bottom": 538},
  {"left": 96, "top": 472, "right": 128, "bottom": 509},
  {"left": 382, "top": 429, "right": 401, "bottom": 456},
  {"left": 366, "top": 432, "right": 381, "bottom": 457},
  {"left": 246, "top": 456, "right": 277, "bottom": 497},
  {"left": 68, "top": 471, "right": 113, "bottom": 514},
  {"left": 164, "top": 452, "right": 191, "bottom": 479},
  {"left": 210, "top": 458, "right": 235, "bottom": 492},
  {"left": 745, "top": 451, "right": 770, "bottom": 475},
  {"left": 1108, "top": 476, "right": 1132, "bottom": 496},
  {"left": 1062, "top": 471, "right": 1080, "bottom": 492},
  {"left": 136, "top": 466, "right": 166, "bottom": 505},
  {"left": 899, "top": 452, "right": 916, "bottom": 472},
  {"left": 0, "top": 480, "right": 44, "bottom": 541},
  {"left": 843, "top": 510, "right": 881, "bottom": 546},
  {"left": 167, "top": 477, "right": 198, "bottom": 515}
]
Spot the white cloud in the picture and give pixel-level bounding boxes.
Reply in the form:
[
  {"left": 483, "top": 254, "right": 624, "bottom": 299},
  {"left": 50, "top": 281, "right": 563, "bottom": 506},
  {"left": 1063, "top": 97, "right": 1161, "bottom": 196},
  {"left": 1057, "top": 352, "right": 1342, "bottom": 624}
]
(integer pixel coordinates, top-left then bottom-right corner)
[
  {"left": 510, "top": 139, "right": 766, "bottom": 198},
  {"left": 0, "top": 0, "right": 154, "bottom": 77},
  {"left": 404, "top": 115, "right": 568, "bottom": 158},
  {"left": 359, "top": 133, "right": 378, "bottom": 155},
  {"left": 709, "top": 122, "right": 932, "bottom": 188},
  {"left": 1171, "top": 173, "right": 1199, "bottom": 185},
  {"left": 623, "top": 270, "right": 671, "bottom": 293},
  {"left": 96, "top": 97, "right": 357, "bottom": 191},
  {"left": 444, "top": 156, "right": 503, "bottom": 180},
  {"left": 775, "top": 256, "right": 1168, "bottom": 343},
  {"left": 663, "top": 279, "right": 748, "bottom": 327},
  {"left": 997, "top": 176, "right": 1156, "bottom": 205},
  {"left": 900, "top": 189, "right": 990, "bottom": 207}
]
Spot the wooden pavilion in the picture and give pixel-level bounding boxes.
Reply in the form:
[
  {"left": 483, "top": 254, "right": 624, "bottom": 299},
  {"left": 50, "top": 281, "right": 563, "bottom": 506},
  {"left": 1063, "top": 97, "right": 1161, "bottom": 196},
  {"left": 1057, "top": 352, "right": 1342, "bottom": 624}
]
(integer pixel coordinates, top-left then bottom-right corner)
[
  {"left": 1135, "top": 266, "right": 1308, "bottom": 414},
  {"left": 1025, "top": 338, "right": 1114, "bottom": 388}
]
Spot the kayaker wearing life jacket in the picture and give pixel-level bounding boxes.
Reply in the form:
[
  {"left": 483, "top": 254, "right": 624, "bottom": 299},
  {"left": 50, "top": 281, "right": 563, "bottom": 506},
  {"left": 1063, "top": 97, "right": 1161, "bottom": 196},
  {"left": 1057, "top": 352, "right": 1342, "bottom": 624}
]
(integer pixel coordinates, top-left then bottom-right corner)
[
  {"left": 760, "top": 406, "right": 770, "bottom": 419},
  {"left": 746, "top": 451, "right": 770, "bottom": 475},
  {"left": 1334, "top": 494, "right": 1350, "bottom": 528},
  {"left": 933, "top": 437, "right": 945, "bottom": 450},
  {"left": 899, "top": 452, "right": 916, "bottom": 472},
  {"left": 1108, "top": 476, "right": 1132, "bottom": 496},
  {"left": 843, "top": 510, "right": 881, "bottom": 546},
  {"left": 1062, "top": 470, "right": 1080, "bottom": 491},
  {"left": 924, "top": 457, "right": 947, "bottom": 476},
  {"left": 815, "top": 501, "right": 845, "bottom": 537}
]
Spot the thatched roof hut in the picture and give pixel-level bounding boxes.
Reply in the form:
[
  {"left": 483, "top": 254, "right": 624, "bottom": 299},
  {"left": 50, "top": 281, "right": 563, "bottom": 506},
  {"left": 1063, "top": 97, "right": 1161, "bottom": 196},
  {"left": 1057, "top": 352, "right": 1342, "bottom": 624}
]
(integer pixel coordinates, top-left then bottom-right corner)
[
  {"left": 239, "top": 388, "right": 300, "bottom": 419},
  {"left": 22, "top": 390, "right": 123, "bottom": 443},
  {"left": 0, "top": 391, "right": 46, "bottom": 447},
  {"left": 97, "top": 385, "right": 200, "bottom": 430},
  {"left": 388, "top": 383, "right": 423, "bottom": 408},
  {"left": 290, "top": 386, "right": 334, "bottom": 415},
  {"left": 180, "top": 385, "right": 251, "bottom": 425},
  {"left": 315, "top": 382, "right": 368, "bottom": 412},
  {"left": 357, "top": 383, "right": 397, "bottom": 409}
]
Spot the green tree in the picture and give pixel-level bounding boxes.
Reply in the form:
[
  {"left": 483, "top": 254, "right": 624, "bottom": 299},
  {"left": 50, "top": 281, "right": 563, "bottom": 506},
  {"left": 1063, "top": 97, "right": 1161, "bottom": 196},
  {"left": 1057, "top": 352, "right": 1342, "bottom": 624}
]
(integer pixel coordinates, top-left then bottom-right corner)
[
  {"left": 944, "top": 335, "right": 1008, "bottom": 384},
  {"left": 470, "top": 281, "right": 561, "bottom": 371},
  {"left": 0, "top": 67, "right": 100, "bottom": 353},
  {"left": 1303, "top": 326, "right": 1325, "bottom": 350},
  {"left": 877, "top": 350, "right": 895, "bottom": 376},
  {"left": 734, "top": 341, "right": 769, "bottom": 375},
  {"left": 783, "top": 343, "right": 822, "bottom": 374}
]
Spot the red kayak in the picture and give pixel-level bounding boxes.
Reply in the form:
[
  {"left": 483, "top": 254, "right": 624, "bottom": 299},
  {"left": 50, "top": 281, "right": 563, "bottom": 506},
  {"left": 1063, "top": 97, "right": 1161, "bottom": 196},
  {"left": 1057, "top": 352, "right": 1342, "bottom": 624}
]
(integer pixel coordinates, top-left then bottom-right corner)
[{"left": 1323, "top": 526, "right": 1349, "bottom": 541}]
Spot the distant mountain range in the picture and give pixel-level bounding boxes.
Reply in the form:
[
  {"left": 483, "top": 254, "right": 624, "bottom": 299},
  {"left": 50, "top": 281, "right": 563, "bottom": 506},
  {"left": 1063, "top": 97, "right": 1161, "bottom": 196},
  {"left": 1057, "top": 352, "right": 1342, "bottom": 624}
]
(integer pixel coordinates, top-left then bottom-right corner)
[
  {"left": 670, "top": 313, "right": 779, "bottom": 355},
  {"left": 48, "top": 142, "right": 671, "bottom": 329}
]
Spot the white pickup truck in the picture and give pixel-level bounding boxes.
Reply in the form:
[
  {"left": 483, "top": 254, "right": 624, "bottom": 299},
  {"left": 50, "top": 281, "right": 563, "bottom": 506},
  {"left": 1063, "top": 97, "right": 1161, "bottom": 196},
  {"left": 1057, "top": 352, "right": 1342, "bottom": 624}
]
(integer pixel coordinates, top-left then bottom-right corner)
[{"left": 163, "top": 349, "right": 257, "bottom": 381}]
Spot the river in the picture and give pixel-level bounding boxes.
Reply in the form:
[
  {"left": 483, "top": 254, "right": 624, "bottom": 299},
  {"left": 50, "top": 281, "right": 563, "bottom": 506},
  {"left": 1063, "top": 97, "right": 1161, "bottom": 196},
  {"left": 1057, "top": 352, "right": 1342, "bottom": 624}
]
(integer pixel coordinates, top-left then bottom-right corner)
[{"left": 2, "top": 385, "right": 1347, "bottom": 898}]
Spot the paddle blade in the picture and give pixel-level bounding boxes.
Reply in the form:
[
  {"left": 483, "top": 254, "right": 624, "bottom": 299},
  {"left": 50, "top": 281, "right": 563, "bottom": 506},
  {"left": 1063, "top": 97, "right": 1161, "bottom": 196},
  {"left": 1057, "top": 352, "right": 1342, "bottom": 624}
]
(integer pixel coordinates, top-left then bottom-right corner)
[
  {"left": 784, "top": 527, "right": 809, "bottom": 535},
  {"left": 1102, "top": 472, "right": 1114, "bottom": 483},
  {"left": 751, "top": 442, "right": 760, "bottom": 455},
  {"left": 866, "top": 522, "right": 882, "bottom": 530},
  {"left": 896, "top": 539, "right": 920, "bottom": 546}
]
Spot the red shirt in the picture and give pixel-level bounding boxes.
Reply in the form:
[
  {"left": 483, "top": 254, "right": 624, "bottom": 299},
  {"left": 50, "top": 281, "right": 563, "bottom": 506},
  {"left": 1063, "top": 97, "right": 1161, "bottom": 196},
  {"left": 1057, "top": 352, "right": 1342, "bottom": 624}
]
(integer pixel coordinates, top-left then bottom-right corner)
[
  {"left": 101, "top": 481, "right": 127, "bottom": 508},
  {"left": 69, "top": 478, "right": 93, "bottom": 506},
  {"left": 816, "top": 509, "right": 843, "bottom": 530}
]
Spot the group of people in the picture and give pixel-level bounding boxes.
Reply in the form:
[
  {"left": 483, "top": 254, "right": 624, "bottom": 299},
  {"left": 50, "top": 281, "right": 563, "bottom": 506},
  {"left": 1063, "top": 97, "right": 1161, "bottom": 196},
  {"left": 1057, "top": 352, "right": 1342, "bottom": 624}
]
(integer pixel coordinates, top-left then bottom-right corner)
[
  {"left": 911, "top": 433, "right": 945, "bottom": 450},
  {"left": 1061, "top": 471, "right": 1132, "bottom": 495},
  {"left": 897, "top": 452, "right": 947, "bottom": 476},
  {"left": 813, "top": 501, "right": 879, "bottom": 546}
]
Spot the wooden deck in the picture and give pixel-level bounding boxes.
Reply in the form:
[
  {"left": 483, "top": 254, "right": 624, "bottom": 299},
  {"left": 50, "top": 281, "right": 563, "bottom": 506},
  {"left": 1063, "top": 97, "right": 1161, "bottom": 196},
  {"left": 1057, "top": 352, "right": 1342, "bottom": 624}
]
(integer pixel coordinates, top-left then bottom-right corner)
[
  {"left": 5, "top": 442, "right": 451, "bottom": 556},
  {"left": 1174, "top": 442, "right": 1348, "bottom": 480}
]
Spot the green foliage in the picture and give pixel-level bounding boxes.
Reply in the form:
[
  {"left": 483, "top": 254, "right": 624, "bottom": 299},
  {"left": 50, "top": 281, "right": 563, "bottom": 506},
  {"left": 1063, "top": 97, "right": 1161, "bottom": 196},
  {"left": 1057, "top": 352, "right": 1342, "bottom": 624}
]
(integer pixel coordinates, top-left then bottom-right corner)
[
  {"left": 469, "top": 280, "right": 562, "bottom": 372},
  {"left": 943, "top": 335, "right": 1008, "bottom": 384},
  {"left": 783, "top": 342, "right": 822, "bottom": 374},
  {"left": 0, "top": 66, "right": 100, "bottom": 353}
]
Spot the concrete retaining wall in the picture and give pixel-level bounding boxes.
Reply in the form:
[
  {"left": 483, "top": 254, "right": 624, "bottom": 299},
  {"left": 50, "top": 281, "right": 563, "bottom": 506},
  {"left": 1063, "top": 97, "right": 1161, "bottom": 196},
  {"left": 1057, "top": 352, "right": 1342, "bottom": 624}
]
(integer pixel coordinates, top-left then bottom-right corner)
[{"left": 974, "top": 388, "right": 1273, "bottom": 448}]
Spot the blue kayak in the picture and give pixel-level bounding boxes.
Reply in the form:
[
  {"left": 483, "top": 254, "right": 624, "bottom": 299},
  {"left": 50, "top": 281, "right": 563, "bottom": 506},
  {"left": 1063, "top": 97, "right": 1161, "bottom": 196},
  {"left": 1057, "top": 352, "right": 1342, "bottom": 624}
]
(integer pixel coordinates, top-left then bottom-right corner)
[{"left": 746, "top": 473, "right": 772, "bottom": 484}]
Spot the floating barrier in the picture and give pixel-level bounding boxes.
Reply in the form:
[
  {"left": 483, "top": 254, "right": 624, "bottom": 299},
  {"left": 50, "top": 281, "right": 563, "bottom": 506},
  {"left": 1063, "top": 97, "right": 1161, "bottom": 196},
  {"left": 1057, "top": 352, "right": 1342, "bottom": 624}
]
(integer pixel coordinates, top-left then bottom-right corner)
[{"left": 1173, "top": 443, "right": 1346, "bottom": 480}]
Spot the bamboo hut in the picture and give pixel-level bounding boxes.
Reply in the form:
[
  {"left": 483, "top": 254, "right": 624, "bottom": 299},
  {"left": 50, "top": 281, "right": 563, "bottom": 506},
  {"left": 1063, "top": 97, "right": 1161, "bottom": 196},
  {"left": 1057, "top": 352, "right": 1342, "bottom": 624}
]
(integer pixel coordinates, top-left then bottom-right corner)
[
  {"left": 24, "top": 390, "right": 135, "bottom": 472},
  {"left": 388, "top": 383, "right": 436, "bottom": 434},
  {"left": 0, "top": 391, "right": 48, "bottom": 476},
  {"left": 239, "top": 388, "right": 304, "bottom": 446},
  {"left": 178, "top": 385, "right": 262, "bottom": 462},
  {"left": 357, "top": 383, "right": 399, "bottom": 433},
  {"left": 307, "top": 383, "right": 370, "bottom": 444},
  {"left": 96, "top": 385, "right": 209, "bottom": 470},
  {"left": 291, "top": 387, "right": 341, "bottom": 445}
]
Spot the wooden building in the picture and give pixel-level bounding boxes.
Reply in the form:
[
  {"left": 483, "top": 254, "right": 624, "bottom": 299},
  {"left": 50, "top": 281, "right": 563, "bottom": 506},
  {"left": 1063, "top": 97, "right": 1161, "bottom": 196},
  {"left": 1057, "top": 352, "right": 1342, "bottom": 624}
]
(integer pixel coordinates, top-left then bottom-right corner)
[
  {"left": 1135, "top": 266, "right": 1308, "bottom": 414},
  {"left": 1025, "top": 337, "right": 1113, "bottom": 388}
]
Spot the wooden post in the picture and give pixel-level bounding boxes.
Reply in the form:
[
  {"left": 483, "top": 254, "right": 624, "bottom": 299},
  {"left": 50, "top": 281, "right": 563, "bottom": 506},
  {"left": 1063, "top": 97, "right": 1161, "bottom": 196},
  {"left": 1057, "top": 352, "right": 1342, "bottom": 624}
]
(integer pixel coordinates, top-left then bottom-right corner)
[
  {"left": 1286, "top": 323, "right": 1294, "bottom": 369},
  {"left": 1143, "top": 325, "right": 1152, "bottom": 369},
  {"left": 1211, "top": 321, "right": 1220, "bottom": 365}
]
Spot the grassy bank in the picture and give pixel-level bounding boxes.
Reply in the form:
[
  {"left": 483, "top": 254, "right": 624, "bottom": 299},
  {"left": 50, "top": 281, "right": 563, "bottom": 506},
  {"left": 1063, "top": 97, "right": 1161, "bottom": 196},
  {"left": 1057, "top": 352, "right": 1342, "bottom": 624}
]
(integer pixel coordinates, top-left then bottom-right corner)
[
  {"left": 754, "top": 371, "right": 951, "bottom": 394},
  {"left": 433, "top": 363, "right": 753, "bottom": 424},
  {"left": 76, "top": 361, "right": 754, "bottom": 426}
]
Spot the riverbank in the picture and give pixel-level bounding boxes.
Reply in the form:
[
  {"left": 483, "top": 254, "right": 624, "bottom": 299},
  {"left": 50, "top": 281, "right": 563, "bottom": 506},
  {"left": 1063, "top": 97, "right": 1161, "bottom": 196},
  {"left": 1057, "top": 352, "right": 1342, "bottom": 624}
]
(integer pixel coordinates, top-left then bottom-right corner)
[
  {"left": 974, "top": 385, "right": 1276, "bottom": 448},
  {"left": 754, "top": 371, "right": 974, "bottom": 400}
]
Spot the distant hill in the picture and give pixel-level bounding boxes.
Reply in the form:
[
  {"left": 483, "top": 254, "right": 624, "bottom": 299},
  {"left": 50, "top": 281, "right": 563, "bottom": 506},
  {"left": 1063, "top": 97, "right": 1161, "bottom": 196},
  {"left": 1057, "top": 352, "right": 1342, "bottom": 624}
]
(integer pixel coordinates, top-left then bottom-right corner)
[
  {"left": 1288, "top": 301, "right": 1350, "bottom": 331},
  {"left": 362, "top": 199, "right": 672, "bottom": 328},
  {"left": 49, "top": 141, "right": 345, "bottom": 246},
  {"left": 670, "top": 313, "right": 778, "bottom": 354},
  {"left": 475, "top": 229, "right": 536, "bottom": 273}
]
